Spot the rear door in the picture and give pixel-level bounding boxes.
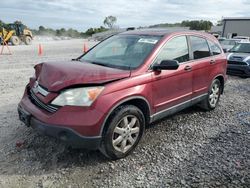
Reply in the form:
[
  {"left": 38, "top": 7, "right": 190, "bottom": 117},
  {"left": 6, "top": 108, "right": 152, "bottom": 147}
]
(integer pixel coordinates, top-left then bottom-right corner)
[
  {"left": 188, "top": 35, "right": 213, "bottom": 98},
  {"left": 151, "top": 35, "right": 193, "bottom": 114},
  {"left": 207, "top": 39, "right": 225, "bottom": 77}
]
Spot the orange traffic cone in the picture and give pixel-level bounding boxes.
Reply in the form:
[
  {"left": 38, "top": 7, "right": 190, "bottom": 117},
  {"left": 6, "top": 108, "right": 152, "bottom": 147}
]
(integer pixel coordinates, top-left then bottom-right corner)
[
  {"left": 83, "top": 43, "right": 88, "bottom": 53},
  {"left": 38, "top": 44, "right": 43, "bottom": 56}
]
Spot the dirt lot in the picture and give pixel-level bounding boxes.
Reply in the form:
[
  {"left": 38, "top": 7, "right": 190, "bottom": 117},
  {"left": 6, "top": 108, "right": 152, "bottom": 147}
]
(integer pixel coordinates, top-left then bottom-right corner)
[{"left": 0, "top": 39, "right": 249, "bottom": 188}]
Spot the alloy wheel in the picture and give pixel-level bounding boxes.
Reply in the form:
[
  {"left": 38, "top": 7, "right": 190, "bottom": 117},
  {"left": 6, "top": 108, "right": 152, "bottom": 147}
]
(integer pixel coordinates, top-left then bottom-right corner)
[
  {"left": 209, "top": 82, "right": 220, "bottom": 108},
  {"left": 112, "top": 115, "right": 140, "bottom": 153}
]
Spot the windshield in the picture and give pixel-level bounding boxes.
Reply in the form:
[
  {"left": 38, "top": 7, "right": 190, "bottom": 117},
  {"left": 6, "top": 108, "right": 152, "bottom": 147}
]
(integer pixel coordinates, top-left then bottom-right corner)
[
  {"left": 80, "top": 34, "right": 162, "bottom": 70},
  {"left": 221, "top": 40, "right": 238, "bottom": 45},
  {"left": 229, "top": 43, "right": 250, "bottom": 53}
]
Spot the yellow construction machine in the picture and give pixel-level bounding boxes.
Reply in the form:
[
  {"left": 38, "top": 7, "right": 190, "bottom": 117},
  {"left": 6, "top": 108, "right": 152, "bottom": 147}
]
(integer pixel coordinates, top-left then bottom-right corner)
[{"left": 0, "top": 22, "right": 33, "bottom": 45}]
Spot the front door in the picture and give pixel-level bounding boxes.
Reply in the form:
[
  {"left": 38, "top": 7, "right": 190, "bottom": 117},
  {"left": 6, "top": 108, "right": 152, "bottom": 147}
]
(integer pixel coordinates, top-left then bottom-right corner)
[{"left": 151, "top": 35, "right": 193, "bottom": 116}]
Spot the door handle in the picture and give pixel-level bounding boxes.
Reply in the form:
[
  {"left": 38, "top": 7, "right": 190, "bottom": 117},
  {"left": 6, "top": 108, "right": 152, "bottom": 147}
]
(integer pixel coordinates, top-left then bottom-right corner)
[
  {"left": 210, "top": 59, "right": 216, "bottom": 64},
  {"left": 184, "top": 65, "right": 192, "bottom": 71}
]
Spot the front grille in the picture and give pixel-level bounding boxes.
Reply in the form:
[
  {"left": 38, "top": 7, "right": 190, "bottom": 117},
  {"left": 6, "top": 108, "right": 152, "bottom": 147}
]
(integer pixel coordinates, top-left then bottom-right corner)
[
  {"left": 227, "top": 69, "right": 245, "bottom": 75},
  {"left": 28, "top": 88, "right": 59, "bottom": 113},
  {"left": 231, "top": 56, "right": 243, "bottom": 61},
  {"left": 228, "top": 61, "right": 247, "bottom": 65}
]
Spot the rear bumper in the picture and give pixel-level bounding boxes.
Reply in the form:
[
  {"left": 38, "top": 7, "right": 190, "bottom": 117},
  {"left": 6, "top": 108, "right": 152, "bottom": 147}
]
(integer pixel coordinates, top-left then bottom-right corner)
[
  {"left": 227, "top": 65, "right": 250, "bottom": 77},
  {"left": 18, "top": 105, "right": 102, "bottom": 149}
]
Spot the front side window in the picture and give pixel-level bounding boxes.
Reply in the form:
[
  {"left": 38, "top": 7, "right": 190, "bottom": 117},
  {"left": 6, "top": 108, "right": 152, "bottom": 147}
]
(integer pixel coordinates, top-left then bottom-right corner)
[
  {"left": 208, "top": 40, "right": 222, "bottom": 55},
  {"left": 190, "top": 36, "right": 210, "bottom": 59},
  {"left": 81, "top": 35, "right": 162, "bottom": 70},
  {"left": 154, "top": 36, "right": 189, "bottom": 64}
]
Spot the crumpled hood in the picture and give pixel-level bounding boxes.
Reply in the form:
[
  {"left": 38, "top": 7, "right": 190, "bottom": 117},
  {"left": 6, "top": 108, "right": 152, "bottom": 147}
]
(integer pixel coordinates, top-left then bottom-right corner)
[
  {"left": 35, "top": 61, "right": 130, "bottom": 92},
  {"left": 228, "top": 53, "right": 250, "bottom": 62}
]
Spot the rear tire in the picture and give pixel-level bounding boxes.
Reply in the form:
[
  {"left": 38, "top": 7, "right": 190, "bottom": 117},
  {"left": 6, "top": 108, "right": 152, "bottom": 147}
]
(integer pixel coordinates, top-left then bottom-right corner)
[
  {"left": 199, "top": 79, "right": 222, "bottom": 111},
  {"left": 100, "top": 105, "right": 145, "bottom": 160},
  {"left": 24, "top": 36, "right": 32, "bottom": 45},
  {"left": 10, "top": 36, "right": 20, "bottom": 46}
]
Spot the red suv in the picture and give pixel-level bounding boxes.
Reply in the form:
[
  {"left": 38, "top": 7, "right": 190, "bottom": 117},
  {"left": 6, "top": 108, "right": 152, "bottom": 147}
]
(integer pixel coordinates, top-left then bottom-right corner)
[{"left": 18, "top": 30, "right": 227, "bottom": 159}]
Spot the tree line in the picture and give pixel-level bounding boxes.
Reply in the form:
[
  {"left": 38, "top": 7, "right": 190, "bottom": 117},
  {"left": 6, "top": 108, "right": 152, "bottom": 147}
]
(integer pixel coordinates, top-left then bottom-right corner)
[
  {"left": 0, "top": 17, "right": 113, "bottom": 38},
  {"left": 149, "top": 20, "right": 213, "bottom": 31},
  {"left": 1, "top": 17, "right": 214, "bottom": 38}
]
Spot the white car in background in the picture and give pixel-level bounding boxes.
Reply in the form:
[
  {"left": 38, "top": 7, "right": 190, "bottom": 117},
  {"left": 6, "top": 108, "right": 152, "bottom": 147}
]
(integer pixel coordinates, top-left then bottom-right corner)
[
  {"left": 220, "top": 39, "right": 246, "bottom": 52},
  {"left": 233, "top": 36, "right": 250, "bottom": 41}
]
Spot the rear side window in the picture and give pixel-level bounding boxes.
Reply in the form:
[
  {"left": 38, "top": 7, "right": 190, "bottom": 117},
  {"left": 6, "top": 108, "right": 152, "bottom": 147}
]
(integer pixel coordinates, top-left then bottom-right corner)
[
  {"left": 208, "top": 40, "right": 222, "bottom": 55},
  {"left": 190, "top": 36, "right": 210, "bottom": 59},
  {"left": 154, "top": 36, "right": 189, "bottom": 64}
]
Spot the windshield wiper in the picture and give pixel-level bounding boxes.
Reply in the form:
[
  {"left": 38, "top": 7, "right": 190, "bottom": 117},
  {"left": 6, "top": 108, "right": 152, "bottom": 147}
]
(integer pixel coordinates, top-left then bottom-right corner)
[
  {"left": 90, "top": 61, "right": 112, "bottom": 67},
  {"left": 72, "top": 58, "right": 80, "bottom": 61}
]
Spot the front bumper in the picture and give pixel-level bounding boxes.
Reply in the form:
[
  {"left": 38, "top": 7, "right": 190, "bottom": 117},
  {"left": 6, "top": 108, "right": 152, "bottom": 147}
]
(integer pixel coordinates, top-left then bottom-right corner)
[
  {"left": 18, "top": 105, "right": 102, "bottom": 149},
  {"left": 227, "top": 64, "right": 250, "bottom": 77},
  {"left": 19, "top": 85, "right": 106, "bottom": 137}
]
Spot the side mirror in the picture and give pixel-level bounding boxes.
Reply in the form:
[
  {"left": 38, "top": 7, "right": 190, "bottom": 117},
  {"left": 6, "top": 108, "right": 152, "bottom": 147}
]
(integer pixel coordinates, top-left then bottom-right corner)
[{"left": 152, "top": 60, "right": 179, "bottom": 71}]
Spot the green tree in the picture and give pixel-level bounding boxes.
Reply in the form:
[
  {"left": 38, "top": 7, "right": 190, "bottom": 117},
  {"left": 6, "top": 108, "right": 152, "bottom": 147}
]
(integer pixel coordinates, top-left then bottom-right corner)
[
  {"left": 0, "top": 20, "right": 5, "bottom": 30},
  {"left": 216, "top": 20, "right": 223, "bottom": 26},
  {"left": 38, "top": 26, "right": 45, "bottom": 32},
  {"left": 0, "top": 20, "right": 4, "bottom": 26},
  {"left": 103, "top": 16, "right": 117, "bottom": 29},
  {"left": 85, "top": 28, "right": 95, "bottom": 36},
  {"left": 181, "top": 20, "right": 213, "bottom": 31}
]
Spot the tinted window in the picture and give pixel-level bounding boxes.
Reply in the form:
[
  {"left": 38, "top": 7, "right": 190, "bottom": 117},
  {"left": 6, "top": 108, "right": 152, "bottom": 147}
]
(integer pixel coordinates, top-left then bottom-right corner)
[
  {"left": 220, "top": 40, "right": 238, "bottom": 45},
  {"left": 154, "top": 36, "right": 189, "bottom": 64},
  {"left": 208, "top": 41, "right": 222, "bottom": 55},
  {"left": 190, "top": 36, "right": 210, "bottom": 59}
]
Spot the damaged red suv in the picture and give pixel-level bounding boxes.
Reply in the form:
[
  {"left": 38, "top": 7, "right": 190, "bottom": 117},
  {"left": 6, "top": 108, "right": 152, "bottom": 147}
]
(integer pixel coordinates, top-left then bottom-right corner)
[{"left": 18, "top": 30, "right": 227, "bottom": 159}]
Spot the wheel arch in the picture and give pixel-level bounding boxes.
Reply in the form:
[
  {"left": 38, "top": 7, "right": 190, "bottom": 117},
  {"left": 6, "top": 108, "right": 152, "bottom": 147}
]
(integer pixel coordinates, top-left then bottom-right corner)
[
  {"left": 99, "top": 96, "right": 151, "bottom": 136},
  {"left": 25, "top": 34, "right": 33, "bottom": 39},
  {"left": 213, "top": 74, "right": 225, "bottom": 94}
]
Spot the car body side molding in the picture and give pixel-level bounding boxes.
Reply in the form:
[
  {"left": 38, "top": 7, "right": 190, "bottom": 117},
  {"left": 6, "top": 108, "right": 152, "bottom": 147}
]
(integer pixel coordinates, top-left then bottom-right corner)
[{"left": 150, "top": 93, "right": 207, "bottom": 123}]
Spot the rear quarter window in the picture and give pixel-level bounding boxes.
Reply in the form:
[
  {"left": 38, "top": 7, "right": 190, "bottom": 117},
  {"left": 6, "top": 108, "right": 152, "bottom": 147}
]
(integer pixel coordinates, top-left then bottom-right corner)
[
  {"left": 208, "top": 40, "right": 222, "bottom": 55},
  {"left": 190, "top": 36, "right": 211, "bottom": 59}
]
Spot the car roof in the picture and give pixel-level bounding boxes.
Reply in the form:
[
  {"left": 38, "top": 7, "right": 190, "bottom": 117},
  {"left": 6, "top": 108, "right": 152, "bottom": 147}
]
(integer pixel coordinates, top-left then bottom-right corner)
[
  {"left": 234, "top": 36, "right": 249, "bottom": 38},
  {"left": 224, "top": 38, "right": 241, "bottom": 41},
  {"left": 238, "top": 41, "right": 250, "bottom": 44},
  {"left": 119, "top": 29, "right": 213, "bottom": 38}
]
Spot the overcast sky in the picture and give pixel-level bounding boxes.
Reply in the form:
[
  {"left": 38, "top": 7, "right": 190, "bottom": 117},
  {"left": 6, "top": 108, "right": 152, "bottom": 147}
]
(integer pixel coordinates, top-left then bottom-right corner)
[{"left": 0, "top": 0, "right": 250, "bottom": 31}]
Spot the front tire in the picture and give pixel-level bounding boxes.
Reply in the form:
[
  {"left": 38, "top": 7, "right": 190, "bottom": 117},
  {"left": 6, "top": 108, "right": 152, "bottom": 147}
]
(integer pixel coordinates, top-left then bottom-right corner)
[
  {"left": 100, "top": 105, "right": 145, "bottom": 160},
  {"left": 10, "top": 36, "right": 20, "bottom": 46},
  {"left": 24, "top": 36, "right": 32, "bottom": 45},
  {"left": 200, "top": 79, "right": 222, "bottom": 111}
]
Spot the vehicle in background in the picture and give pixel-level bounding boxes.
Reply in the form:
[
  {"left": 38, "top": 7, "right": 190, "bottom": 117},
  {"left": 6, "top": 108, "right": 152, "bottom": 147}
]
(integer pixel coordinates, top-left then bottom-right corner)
[
  {"left": 0, "top": 22, "right": 33, "bottom": 45},
  {"left": 233, "top": 36, "right": 250, "bottom": 41},
  {"left": 220, "top": 39, "right": 245, "bottom": 52},
  {"left": 218, "top": 37, "right": 226, "bottom": 43},
  {"left": 18, "top": 30, "right": 227, "bottom": 159},
  {"left": 227, "top": 42, "right": 250, "bottom": 77}
]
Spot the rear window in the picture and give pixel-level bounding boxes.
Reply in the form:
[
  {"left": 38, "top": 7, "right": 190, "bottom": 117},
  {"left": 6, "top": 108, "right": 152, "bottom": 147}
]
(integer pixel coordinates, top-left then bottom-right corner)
[
  {"left": 190, "top": 36, "right": 210, "bottom": 59},
  {"left": 208, "top": 40, "right": 222, "bottom": 55},
  {"left": 220, "top": 40, "right": 238, "bottom": 45}
]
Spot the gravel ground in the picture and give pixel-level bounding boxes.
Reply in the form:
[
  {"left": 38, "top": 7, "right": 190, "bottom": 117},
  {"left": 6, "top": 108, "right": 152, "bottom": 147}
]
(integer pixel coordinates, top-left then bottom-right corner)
[{"left": 0, "top": 39, "right": 249, "bottom": 188}]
